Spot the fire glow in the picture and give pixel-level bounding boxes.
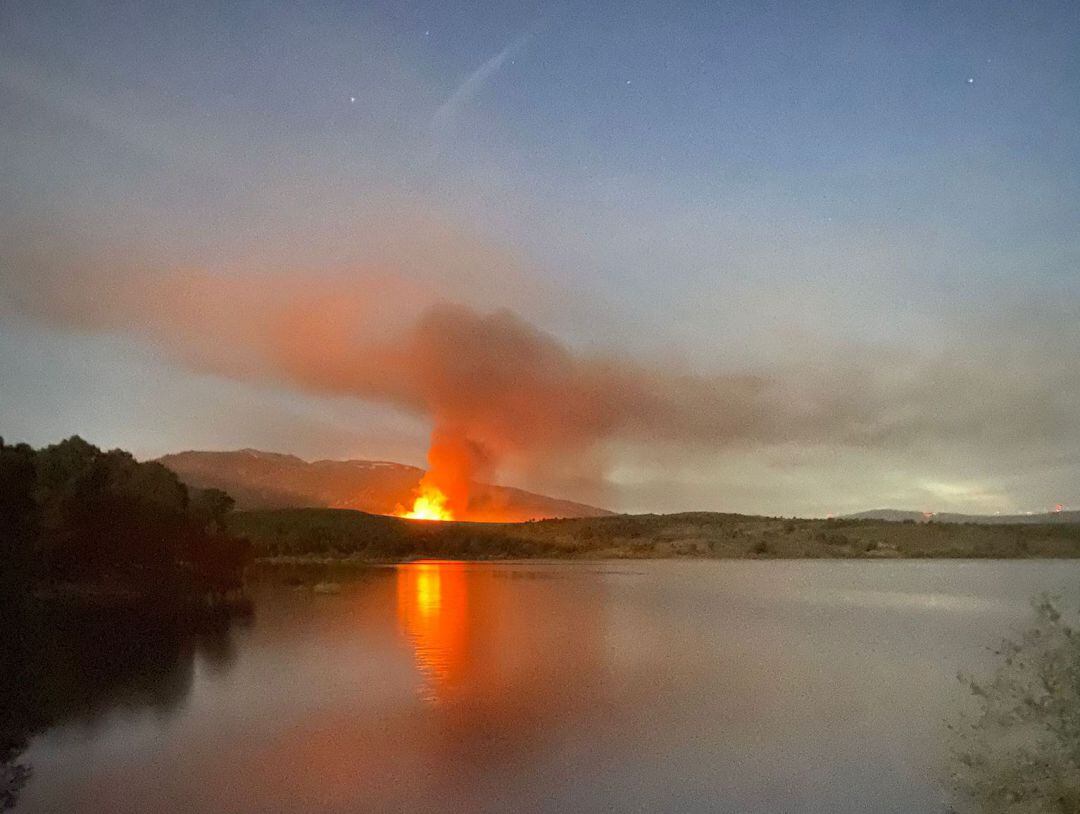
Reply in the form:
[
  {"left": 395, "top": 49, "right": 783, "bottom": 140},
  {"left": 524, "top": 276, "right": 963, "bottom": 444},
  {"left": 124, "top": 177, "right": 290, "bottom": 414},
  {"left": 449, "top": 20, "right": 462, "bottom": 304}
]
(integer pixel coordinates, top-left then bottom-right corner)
[
  {"left": 396, "top": 478, "right": 454, "bottom": 522},
  {"left": 394, "top": 429, "right": 483, "bottom": 522}
]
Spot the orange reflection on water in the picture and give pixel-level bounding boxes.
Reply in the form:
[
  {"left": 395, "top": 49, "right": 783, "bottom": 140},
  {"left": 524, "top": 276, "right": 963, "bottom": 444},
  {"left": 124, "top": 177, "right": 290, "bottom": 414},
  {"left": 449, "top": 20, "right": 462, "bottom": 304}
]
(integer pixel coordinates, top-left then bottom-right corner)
[
  {"left": 396, "top": 560, "right": 469, "bottom": 702},
  {"left": 393, "top": 558, "right": 609, "bottom": 778}
]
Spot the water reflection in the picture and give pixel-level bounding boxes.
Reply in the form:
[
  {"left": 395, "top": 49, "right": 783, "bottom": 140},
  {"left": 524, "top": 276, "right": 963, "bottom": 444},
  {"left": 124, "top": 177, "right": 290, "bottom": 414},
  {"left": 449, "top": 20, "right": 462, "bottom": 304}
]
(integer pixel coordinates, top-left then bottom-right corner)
[
  {"left": 10, "top": 562, "right": 1079, "bottom": 813},
  {"left": 174, "top": 562, "right": 614, "bottom": 813},
  {"left": 396, "top": 561, "right": 470, "bottom": 702},
  {"left": 394, "top": 561, "right": 610, "bottom": 773},
  {"left": 0, "top": 605, "right": 244, "bottom": 812}
]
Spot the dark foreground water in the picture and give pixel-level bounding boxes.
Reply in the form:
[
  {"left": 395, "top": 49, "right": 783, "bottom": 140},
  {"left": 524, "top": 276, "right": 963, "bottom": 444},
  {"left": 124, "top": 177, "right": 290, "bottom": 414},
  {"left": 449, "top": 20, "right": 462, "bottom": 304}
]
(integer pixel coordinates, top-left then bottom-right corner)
[{"left": 10, "top": 560, "right": 1080, "bottom": 813}]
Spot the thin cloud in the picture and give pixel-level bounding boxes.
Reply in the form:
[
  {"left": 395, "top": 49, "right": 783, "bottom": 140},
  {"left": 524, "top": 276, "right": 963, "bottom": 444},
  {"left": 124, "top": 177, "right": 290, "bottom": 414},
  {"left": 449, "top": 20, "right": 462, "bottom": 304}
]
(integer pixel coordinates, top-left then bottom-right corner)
[
  {"left": 0, "top": 54, "right": 223, "bottom": 164},
  {"left": 430, "top": 35, "right": 529, "bottom": 140}
]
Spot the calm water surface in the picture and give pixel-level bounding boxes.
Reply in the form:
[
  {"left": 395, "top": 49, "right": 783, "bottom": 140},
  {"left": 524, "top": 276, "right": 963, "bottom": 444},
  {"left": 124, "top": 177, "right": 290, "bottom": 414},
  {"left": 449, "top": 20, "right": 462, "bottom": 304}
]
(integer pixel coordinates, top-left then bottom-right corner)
[{"left": 14, "top": 560, "right": 1080, "bottom": 813}]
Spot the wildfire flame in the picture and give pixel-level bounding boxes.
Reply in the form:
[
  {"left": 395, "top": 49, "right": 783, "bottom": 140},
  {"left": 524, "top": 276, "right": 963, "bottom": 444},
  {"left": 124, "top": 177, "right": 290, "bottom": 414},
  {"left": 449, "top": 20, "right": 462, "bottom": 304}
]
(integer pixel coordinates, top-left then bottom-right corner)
[{"left": 396, "top": 479, "right": 454, "bottom": 521}]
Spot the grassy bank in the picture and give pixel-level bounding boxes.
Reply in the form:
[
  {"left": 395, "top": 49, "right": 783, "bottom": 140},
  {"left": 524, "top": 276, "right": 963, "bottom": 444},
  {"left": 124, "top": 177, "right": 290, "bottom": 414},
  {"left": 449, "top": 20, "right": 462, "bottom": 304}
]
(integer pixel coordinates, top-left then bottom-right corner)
[{"left": 229, "top": 508, "right": 1080, "bottom": 561}]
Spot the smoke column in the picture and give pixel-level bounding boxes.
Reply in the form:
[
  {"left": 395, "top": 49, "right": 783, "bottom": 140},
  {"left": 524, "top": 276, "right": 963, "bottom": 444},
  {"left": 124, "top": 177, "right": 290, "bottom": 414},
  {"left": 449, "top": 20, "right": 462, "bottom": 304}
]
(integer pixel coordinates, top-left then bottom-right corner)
[{"left": 6, "top": 265, "right": 1053, "bottom": 517}]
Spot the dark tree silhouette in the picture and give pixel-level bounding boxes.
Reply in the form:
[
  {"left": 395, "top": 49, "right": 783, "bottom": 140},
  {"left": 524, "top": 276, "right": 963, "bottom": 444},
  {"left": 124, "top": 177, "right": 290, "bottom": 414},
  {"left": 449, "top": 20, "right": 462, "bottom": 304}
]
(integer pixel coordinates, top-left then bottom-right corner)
[
  {"left": 0, "top": 438, "right": 37, "bottom": 605},
  {"left": 1, "top": 435, "right": 251, "bottom": 604},
  {"left": 1, "top": 435, "right": 252, "bottom": 810}
]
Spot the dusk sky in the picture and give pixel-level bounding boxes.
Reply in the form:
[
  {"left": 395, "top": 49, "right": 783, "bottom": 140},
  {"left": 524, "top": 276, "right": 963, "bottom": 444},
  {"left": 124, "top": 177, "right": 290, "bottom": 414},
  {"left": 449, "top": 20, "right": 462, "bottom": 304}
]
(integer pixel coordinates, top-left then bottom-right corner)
[{"left": 2, "top": 0, "right": 1078, "bottom": 516}]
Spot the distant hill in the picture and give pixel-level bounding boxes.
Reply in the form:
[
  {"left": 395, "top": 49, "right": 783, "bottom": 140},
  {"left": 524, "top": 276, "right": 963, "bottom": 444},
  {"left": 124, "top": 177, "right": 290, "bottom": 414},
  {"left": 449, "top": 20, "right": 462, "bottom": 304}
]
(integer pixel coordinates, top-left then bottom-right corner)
[
  {"left": 156, "top": 449, "right": 611, "bottom": 522},
  {"left": 843, "top": 508, "right": 1080, "bottom": 525}
]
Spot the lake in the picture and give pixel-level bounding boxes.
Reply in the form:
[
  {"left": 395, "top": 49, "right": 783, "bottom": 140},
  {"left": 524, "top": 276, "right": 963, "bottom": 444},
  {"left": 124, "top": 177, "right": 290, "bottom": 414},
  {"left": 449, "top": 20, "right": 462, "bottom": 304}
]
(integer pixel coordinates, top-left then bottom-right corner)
[{"left": 10, "top": 560, "right": 1080, "bottom": 813}]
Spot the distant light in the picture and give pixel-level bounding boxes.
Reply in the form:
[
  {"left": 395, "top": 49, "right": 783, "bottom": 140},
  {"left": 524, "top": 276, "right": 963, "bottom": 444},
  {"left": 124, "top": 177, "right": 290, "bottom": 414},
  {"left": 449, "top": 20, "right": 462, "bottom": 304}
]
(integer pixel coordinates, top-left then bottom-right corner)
[
  {"left": 966, "top": 77, "right": 974, "bottom": 84},
  {"left": 350, "top": 96, "right": 356, "bottom": 103}
]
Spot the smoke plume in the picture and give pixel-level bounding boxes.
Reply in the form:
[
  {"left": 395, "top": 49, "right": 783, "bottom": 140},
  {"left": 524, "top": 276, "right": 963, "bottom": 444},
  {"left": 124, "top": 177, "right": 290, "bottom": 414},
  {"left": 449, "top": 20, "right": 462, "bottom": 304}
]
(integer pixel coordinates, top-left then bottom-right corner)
[{"left": 3, "top": 265, "right": 1077, "bottom": 517}]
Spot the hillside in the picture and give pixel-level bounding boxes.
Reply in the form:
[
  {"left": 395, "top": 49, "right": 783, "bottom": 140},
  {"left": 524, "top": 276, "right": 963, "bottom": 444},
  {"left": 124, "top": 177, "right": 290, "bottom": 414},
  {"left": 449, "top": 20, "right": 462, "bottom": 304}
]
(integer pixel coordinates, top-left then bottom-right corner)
[
  {"left": 157, "top": 449, "right": 611, "bottom": 522},
  {"left": 230, "top": 508, "right": 1080, "bottom": 561},
  {"left": 844, "top": 508, "right": 1080, "bottom": 524}
]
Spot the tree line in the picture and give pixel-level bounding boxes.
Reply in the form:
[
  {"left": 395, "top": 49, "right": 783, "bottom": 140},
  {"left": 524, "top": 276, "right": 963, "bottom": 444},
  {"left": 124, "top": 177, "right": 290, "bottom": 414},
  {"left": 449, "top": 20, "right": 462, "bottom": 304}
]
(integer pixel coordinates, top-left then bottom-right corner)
[{"left": 0, "top": 435, "right": 251, "bottom": 612}]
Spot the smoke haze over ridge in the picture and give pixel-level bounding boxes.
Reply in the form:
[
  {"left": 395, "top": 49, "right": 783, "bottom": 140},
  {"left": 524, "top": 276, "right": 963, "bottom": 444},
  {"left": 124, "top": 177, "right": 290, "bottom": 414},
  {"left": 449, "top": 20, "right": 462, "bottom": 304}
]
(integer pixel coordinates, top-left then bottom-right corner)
[{"left": 3, "top": 260, "right": 1078, "bottom": 514}]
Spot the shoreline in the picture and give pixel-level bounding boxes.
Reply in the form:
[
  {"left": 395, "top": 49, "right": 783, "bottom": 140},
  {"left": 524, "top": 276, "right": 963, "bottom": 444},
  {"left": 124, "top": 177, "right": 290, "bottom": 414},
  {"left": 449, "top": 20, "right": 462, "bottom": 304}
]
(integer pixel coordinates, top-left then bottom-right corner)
[{"left": 252, "top": 550, "right": 1080, "bottom": 566}]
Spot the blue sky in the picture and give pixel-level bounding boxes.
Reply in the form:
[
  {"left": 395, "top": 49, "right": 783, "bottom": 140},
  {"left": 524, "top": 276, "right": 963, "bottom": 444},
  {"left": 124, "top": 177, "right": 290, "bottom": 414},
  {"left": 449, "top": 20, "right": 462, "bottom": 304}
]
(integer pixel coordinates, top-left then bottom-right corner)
[{"left": 2, "top": 0, "right": 1078, "bottom": 515}]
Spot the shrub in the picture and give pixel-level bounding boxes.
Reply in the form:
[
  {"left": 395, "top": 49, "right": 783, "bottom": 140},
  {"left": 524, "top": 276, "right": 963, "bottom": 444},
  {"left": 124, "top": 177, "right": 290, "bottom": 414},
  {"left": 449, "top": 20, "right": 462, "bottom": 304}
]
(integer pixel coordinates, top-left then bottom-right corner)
[{"left": 948, "top": 595, "right": 1080, "bottom": 812}]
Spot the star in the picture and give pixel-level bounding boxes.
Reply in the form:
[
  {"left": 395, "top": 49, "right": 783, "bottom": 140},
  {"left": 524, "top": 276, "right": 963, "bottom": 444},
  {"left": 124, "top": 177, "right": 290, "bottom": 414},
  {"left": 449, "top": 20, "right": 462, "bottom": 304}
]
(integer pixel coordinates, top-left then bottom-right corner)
[
  {"left": 966, "top": 77, "right": 974, "bottom": 84},
  {"left": 350, "top": 96, "right": 356, "bottom": 103}
]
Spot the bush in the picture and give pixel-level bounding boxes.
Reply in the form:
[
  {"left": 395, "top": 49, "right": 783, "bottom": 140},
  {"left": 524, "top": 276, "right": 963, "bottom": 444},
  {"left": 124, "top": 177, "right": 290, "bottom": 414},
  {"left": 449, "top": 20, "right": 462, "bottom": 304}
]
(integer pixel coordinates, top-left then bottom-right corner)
[
  {"left": 948, "top": 595, "right": 1080, "bottom": 812},
  {"left": 814, "top": 531, "right": 849, "bottom": 546}
]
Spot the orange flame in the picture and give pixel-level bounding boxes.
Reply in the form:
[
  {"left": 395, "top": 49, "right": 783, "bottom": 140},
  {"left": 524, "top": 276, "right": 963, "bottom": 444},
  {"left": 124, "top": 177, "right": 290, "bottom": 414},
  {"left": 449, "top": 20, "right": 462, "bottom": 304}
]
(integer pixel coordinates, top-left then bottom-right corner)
[{"left": 396, "top": 479, "right": 454, "bottom": 521}]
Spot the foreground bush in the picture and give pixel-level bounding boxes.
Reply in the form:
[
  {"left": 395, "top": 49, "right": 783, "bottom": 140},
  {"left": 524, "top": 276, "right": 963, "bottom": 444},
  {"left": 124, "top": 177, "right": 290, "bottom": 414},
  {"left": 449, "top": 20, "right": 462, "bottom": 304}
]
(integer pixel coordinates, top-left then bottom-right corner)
[{"left": 948, "top": 596, "right": 1080, "bottom": 813}]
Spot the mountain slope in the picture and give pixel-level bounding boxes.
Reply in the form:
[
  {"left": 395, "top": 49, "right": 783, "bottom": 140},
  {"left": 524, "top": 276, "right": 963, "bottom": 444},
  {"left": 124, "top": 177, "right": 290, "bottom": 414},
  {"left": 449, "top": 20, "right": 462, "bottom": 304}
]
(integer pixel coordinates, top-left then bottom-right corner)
[
  {"left": 156, "top": 449, "right": 611, "bottom": 521},
  {"left": 843, "top": 508, "right": 1080, "bottom": 524}
]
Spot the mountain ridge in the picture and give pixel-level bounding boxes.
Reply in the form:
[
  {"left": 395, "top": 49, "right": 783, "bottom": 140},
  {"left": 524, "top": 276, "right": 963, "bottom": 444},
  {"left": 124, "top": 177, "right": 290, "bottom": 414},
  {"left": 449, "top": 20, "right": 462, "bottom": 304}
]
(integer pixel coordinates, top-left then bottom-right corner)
[
  {"left": 156, "top": 448, "right": 611, "bottom": 522},
  {"left": 843, "top": 508, "right": 1080, "bottom": 525}
]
